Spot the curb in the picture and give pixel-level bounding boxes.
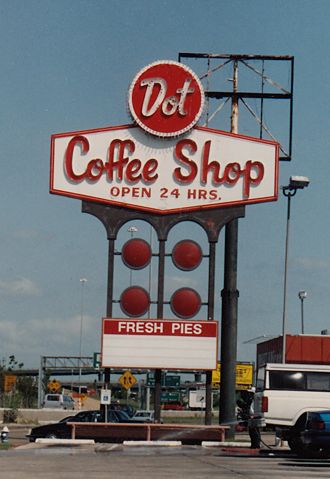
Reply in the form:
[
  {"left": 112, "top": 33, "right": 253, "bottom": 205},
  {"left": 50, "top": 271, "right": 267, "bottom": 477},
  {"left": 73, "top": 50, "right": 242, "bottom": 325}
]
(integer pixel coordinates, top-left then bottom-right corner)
[
  {"left": 123, "top": 440, "right": 182, "bottom": 447},
  {"left": 35, "top": 439, "right": 95, "bottom": 445},
  {"left": 202, "top": 441, "right": 252, "bottom": 447}
]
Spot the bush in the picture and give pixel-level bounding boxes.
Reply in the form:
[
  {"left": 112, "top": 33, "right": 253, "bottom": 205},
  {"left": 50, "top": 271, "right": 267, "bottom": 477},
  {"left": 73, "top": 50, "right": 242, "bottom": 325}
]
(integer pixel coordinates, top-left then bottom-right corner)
[{"left": 3, "top": 409, "right": 18, "bottom": 423}]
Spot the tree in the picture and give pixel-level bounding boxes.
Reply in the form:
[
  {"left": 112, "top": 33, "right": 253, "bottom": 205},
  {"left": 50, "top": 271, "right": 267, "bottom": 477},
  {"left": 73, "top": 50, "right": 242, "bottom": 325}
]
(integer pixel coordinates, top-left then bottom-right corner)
[{"left": 0, "top": 355, "right": 38, "bottom": 409}]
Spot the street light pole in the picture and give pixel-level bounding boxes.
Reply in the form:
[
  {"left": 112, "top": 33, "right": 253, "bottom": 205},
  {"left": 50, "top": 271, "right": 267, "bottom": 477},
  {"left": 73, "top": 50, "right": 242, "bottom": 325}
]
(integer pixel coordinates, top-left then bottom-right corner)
[
  {"left": 79, "top": 278, "right": 87, "bottom": 395},
  {"left": 298, "top": 290, "right": 307, "bottom": 334},
  {"left": 282, "top": 176, "right": 309, "bottom": 363}
]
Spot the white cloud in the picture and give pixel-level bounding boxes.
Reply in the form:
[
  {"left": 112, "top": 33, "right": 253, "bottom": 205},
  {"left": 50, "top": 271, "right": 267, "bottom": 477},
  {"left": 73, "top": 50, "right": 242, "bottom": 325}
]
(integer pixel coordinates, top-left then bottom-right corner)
[
  {"left": 0, "top": 277, "right": 41, "bottom": 297},
  {"left": 294, "top": 257, "right": 330, "bottom": 272},
  {"left": 0, "top": 314, "right": 101, "bottom": 367}
]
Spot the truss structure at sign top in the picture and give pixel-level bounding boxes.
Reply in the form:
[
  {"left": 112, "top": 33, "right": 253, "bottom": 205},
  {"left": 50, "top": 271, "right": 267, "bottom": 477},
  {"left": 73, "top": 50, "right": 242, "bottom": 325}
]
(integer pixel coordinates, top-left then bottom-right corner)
[{"left": 178, "top": 53, "right": 294, "bottom": 161}]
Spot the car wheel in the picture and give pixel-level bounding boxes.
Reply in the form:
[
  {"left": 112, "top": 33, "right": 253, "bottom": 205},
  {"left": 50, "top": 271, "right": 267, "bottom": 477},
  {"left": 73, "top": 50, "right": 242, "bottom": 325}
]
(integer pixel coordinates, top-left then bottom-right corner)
[
  {"left": 288, "top": 415, "right": 307, "bottom": 455},
  {"left": 288, "top": 435, "right": 306, "bottom": 455}
]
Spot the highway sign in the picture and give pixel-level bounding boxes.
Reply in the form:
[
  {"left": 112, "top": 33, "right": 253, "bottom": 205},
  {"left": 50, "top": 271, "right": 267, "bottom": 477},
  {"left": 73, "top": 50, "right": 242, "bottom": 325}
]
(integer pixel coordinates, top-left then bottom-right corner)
[{"left": 147, "top": 373, "right": 180, "bottom": 387}]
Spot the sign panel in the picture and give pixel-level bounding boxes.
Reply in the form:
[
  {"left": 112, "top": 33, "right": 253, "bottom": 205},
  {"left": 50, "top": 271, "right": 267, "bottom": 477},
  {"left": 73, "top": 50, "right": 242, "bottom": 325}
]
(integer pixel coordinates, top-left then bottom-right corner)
[
  {"left": 212, "top": 362, "right": 253, "bottom": 389},
  {"left": 128, "top": 60, "right": 205, "bottom": 137},
  {"left": 119, "top": 371, "right": 137, "bottom": 390},
  {"left": 189, "top": 389, "right": 207, "bottom": 409},
  {"left": 100, "top": 389, "right": 111, "bottom": 405},
  {"left": 101, "top": 318, "right": 218, "bottom": 370},
  {"left": 47, "top": 379, "right": 61, "bottom": 393},
  {"left": 50, "top": 125, "right": 278, "bottom": 214},
  {"left": 93, "top": 352, "right": 101, "bottom": 369},
  {"left": 4, "top": 375, "right": 16, "bottom": 393},
  {"left": 147, "top": 373, "right": 180, "bottom": 387}
]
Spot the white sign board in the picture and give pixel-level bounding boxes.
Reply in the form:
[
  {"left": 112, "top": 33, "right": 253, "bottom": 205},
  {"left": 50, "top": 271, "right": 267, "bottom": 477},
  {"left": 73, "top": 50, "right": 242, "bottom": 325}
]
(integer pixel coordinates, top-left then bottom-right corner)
[
  {"left": 50, "top": 124, "right": 278, "bottom": 214},
  {"left": 101, "top": 318, "right": 218, "bottom": 370},
  {"left": 189, "top": 389, "right": 212, "bottom": 409},
  {"left": 100, "top": 389, "right": 111, "bottom": 405}
]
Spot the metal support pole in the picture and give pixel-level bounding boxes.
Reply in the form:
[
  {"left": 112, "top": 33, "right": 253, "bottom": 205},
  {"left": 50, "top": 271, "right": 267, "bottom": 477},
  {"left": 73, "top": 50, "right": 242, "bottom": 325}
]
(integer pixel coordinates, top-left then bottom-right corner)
[
  {"left": 282, "top": 193, "right": 293, "bottom": 363},
  {"left": 300, "top": 298, "right": 305, "bottom": 334},
  {"left": 220, "top": 219, "right": 239, "bottom": 437},
  {"left": 219, "top": 60, "right": 239, "bottom": 439},
  {"left": 205, "top": 241, "right": 217, "bottom": 425},
  {"left": 37, "top": 356, "right": 44, "bottom": 408},
  {"left": 105, "top": 238, "right": 115, "bottom": 389},
  {"left": 298, "top": 291, "right": 307, "bottom": 335},
  {"left": 154, "top": 238, "right": 166, "bottom": 422}
]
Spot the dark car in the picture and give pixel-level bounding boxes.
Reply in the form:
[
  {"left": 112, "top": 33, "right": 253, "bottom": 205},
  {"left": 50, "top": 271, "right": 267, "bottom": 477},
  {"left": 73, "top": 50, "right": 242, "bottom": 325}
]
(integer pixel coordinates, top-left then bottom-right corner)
[
  {"left": 26, "top": 409, "right": 146, "bottom": 442},
  {"left": 298, "top": 410, "right": 330, "bottom": 458}
]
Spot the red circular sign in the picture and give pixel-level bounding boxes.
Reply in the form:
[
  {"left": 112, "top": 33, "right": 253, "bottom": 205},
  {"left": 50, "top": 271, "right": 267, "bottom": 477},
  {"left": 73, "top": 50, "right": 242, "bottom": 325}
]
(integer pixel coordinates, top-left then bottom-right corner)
[
  {"left": 129, "top": 60, "right": 205, "bottom": 137},
  {"left": 170, "top": 288, "right": 201, "bottom": 319},
  {"left": 172, "top": 240, "right": 203, "bottom": 271},
  {"left": 122, "top": 239, "right": 152, "bottom": 270},
  {"left": 120, "top": 286, "right": 150, "bottom": 317}
]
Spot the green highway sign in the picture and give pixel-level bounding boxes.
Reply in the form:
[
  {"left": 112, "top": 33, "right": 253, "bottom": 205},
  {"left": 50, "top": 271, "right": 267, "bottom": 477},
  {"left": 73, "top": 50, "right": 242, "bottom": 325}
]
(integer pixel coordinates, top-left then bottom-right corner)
[{"left": 146, "top": 373, "right": 180, "bottom": 388}]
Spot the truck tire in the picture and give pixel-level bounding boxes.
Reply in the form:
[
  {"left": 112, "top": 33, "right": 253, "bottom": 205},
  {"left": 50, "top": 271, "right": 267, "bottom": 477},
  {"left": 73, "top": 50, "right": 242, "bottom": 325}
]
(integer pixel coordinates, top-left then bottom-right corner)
[{"left": 288, "top": 415, "right": 307, "bottom": 455}]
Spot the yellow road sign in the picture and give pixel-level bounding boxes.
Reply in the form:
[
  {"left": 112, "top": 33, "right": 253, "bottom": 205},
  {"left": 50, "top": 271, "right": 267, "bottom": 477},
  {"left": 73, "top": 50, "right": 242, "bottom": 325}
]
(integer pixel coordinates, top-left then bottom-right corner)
[
  {"left": 47, "top": 379, "right": 61, "bottom": 393},
  {"left": 4, "top": 375, "right": 16, "bottom": 393},
  {"left": 119, "top": 371, "right": 137, "bottom": 390},
  {"left": 212, "top": 362, "right": 253, "bottom": 389}
]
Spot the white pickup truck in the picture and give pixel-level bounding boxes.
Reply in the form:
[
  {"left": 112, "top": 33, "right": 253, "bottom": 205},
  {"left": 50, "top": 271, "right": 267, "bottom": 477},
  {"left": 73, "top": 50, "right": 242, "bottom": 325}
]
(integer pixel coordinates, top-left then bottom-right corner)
[{"left": 254, "top": 363, "right": 330, "bottom": 453}]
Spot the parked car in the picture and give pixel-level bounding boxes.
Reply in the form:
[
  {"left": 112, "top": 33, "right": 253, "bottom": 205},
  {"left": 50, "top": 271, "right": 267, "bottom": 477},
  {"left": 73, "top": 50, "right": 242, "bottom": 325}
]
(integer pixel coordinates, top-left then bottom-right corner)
[
  {"left": 133, "top": 410, "right": 155, "bottom": 422},
  {"left": 26, "top": 409, "right": 149, "bottom": 442},
  {"left": 42, "top": 394, "right": 75, "bottom": 410},
  {"left": 295, "top": 410, "right": 330, "bottom": 458}
]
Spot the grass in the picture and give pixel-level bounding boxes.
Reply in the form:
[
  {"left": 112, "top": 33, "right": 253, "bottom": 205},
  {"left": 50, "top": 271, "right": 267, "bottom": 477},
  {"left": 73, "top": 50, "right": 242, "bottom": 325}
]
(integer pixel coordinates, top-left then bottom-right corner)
[{"left": 0, "top": 442, "right": 10, "bottom": 450}]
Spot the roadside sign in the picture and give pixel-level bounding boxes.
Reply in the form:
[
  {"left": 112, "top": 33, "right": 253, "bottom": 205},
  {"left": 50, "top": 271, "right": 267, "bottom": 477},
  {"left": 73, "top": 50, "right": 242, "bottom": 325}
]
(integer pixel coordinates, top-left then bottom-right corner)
[
  {"left": 189, "top": 390, "right": 206, "bottom": 409},
  {"left": 119, "top": 371, "right": 137, "bottom": 390},
  {"left": 161, "top": 391, "right": 180, "bottom": 403},
  {"left": 100, "top": 389, "right": 111, "bottom": 405},
  {"left": 147, "top": 373, "right": 180, "bottom": 388},
  {"left": 93, "top": 352, "right": 101, "bottom": 369},
  {"left": 47, "top": 379, "right": 61, "bottom": 393},
  {"left": 51, "top": 125, "right": 278, "bottom": 214},
  {"left": 102, "top": 318, "right": 218, "bottom": 370},
  {"left": 128, "top": 60, "right": 205, "bottom": 137},
  {"left": 212, "top": 362, "right": 253, "bottom": 389},
  {"left": 4, "top": 375, "right": 16, "bottom": 393}
]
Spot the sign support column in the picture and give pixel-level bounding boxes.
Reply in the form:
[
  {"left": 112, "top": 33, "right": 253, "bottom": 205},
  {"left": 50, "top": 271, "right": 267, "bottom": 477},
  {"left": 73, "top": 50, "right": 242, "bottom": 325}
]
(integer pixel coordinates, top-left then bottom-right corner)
[{"left": 220, "top": 60, "right": 239, "bottom": 438}]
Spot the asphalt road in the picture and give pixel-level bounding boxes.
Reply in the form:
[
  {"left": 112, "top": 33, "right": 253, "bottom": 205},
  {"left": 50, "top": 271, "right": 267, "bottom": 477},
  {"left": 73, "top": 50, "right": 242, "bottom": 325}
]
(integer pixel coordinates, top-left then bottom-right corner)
[{"left": 1, "top": 440, "right": 330, "bottom": 479}]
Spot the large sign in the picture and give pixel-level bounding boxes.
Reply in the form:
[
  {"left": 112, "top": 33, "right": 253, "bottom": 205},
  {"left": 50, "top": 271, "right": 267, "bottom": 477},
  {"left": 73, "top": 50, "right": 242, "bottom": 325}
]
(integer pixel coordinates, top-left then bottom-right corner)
[
  {"left": 212, "top": 362, "right": 253, "bottom": 389},
  {"left": 50, "top": 124, "right": 278, "bottom": 214},
  {"left": 101, "top": 318, "right": 218, "bottom": 370}
]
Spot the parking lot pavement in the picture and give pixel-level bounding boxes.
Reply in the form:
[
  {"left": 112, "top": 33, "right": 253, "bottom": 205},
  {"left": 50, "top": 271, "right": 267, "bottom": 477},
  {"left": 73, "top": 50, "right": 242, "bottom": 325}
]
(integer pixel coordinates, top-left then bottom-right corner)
[{"left": 0, "top": 443, "right": 328, "bottom": 479}]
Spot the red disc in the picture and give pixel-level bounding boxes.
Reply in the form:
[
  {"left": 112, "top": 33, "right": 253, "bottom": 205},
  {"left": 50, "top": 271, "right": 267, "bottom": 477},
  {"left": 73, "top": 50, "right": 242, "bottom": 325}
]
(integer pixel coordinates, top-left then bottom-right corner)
[
  {"left": 122, "top": 239, "right": 152, "bottom": 270},
  {"left": 128, "top": 60, "right": 205, "bottom": 137},
  {"left": 120, "top": 287, "right": 150, "bottom": 317},
  {"left": 172, "top": 240, "right": 202, "bottom": 271},
  {"left": 170, "top": 288, "right": 201, "bottom": 319}
]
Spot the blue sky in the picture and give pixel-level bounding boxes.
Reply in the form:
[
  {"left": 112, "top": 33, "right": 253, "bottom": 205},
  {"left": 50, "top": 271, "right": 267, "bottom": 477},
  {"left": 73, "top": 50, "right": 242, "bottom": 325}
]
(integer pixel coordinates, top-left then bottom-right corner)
[{"left": 0, "top": 0, "right": 329, "bottom": 367}]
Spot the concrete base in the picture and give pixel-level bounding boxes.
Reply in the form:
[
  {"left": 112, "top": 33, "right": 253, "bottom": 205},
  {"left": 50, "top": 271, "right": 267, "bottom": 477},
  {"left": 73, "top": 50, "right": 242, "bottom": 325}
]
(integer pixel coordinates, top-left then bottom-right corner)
[
  {"left": 123, "top": 440, "right": 182, "bottom": 447},
  {"left": 35, "top": 438, "right": 95, "bottom": 445},
  {"left": 202, "top": 441, "right": 251, "bottom": 447}
]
